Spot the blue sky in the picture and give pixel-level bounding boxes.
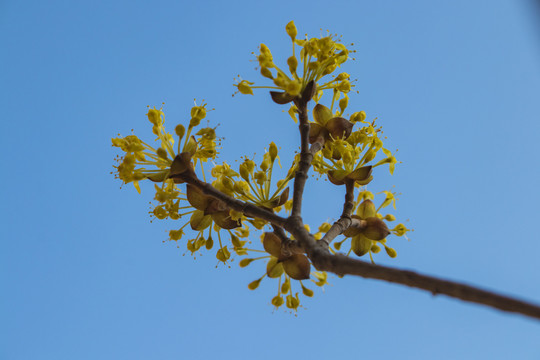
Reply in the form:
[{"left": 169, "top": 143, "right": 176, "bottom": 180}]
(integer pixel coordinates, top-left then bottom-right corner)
[{"left": 2, "top": 0, "right": 540, "bottom": 359}]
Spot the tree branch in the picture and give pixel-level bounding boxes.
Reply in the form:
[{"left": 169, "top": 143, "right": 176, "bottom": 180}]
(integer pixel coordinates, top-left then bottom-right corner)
[
  {"left": 291, "top": 101, "right": 312, "bottom": 217},
  {"left": 321, "top": 179, "right": 355, "bottom": 246},
  {"left": 177, "top": 172, "right": 287, "bottom": 228},
  {"left": 310, "top": 250, "right": 540, "bottom": 320},
  {"left": 283, "top": 219, "right": 540, "bottom": 320}
]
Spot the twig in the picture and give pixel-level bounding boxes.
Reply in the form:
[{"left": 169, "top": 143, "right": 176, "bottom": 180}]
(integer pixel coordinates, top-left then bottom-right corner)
[
  {"left": 291, "top": 101, "right": 312, "bottom": 217},
  {"left": 179, "top": 173, "right": 287, "bottom": 228},
  {"left": 321, "top": 179, "right": 355, "bottom": 246}
]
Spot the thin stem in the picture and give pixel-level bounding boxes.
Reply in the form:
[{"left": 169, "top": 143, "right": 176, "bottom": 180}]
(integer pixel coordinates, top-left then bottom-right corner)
[
  {"left": 321, "top": 179, "right": 355, "bottom": 246},
  {"left": 178, "top": 172, "right": 287, "bottom": 228},
  {"left": 291, "top": 101, "right": 312, "bottom": 217}
]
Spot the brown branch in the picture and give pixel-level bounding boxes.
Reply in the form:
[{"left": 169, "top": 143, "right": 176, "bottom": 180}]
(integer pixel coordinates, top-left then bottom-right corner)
[
  {"left": 282, "top": 219, "right": 540, "bottom": 320},
  {"left": 321, "top": 179, "right": 355, "bottom": 246},
  {"left": 272, "top": 224, "right": 304, "bottom": 257},
  {"left": 310, "top": 250, "right": 540, "bottom": 320},
  {"left": 177, "top": 172, "right": 287, "bottom": 228},
  {"left": 291, "top": 101, "right": 311, "bottom": 217}
]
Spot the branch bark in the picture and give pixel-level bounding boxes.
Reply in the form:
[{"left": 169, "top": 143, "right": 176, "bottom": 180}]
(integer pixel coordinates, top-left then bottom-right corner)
[
  {"left": 291, "top": 101, "right": 312, "bottom": 217},
  {"left": 281, "top": 218, "right": 540, "bottom": 320},
  {"left": 176, "top": 172, "right": 287, "bottom": 228},
  {"left": 321, "top": 179, "right": 355, "bottom": 246}
]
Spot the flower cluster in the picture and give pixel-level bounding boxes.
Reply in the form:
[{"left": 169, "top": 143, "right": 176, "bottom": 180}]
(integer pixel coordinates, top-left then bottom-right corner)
[
  {"left": 112, "top": 104, "right": 246, "bottom": 261},
  {"left": 231, "top": 21, "right": 411, "bottom": 310},
  {"left": 234, "top": 21, "right": 354, "bottom": 114},
  {"left": 113, "top": 21, "right": 411, "bottom": 313},
  {"left": 331, "top": 190, "right": 411, "bottom": 262}
]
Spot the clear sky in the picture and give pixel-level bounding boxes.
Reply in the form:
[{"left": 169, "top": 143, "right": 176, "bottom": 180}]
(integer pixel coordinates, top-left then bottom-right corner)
[{"left": 2, "top": 0, "right": 540, "bottom": 359}]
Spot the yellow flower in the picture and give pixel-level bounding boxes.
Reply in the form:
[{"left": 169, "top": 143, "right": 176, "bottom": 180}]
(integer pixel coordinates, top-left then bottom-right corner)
[
  {"left": 236, "top": 80, "right": 254, "bottom": 95},
  {"left": 235, "top": 21, "right": 354, "bottom": 103}
]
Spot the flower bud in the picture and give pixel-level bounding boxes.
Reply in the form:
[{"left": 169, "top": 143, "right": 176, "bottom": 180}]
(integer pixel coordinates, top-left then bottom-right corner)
[
  {"left": 216, "top": 246, "right": 231, "bottom": 262},
  {"left": 336, "top": 72, "right": 350, "bottom": 81},
  {"left": 169, "top": 229, "right": 184, "bottom": 241},
  {"left": 301, "top": 284, "right": 314, "bottom": 297},
  {"left": 269, "top": 142, "right": 278, "bottom": 162},
  {"left": 259, "top": 157, "right": 271, "bottom": 172},
  {"left": 272, "top": 295, "right": 284, "bottom": 307},
  {"left": 337, "top": 79, "right": 351, "bottom": 92},
  {"left": 260, "top": 67, "right": 273, "bottom": 79},
  {"left": 221, "top": 176, "right": 234, "bottom": 192},
  {"left": 350, "top": 111, "right": 366, "bottom": 123},
  {"left": 147, "top": 108, "right": 162, "bottom": 125},
  {"left": 285, "top": 21, "right": 297, "bottom": 40},
  {"left": 286, "top": 293, "right": 300, "bottom": 309},
  {"left": 281, "top": 277, "right": 290, "bottom": 294},
  {"left": 239, "top": 258, "right": 255, "bottom": 268},
  {"left": 237, "top": 80, "right": 254, "bottom": 95},
  {"left": 153, "top": 206, "right": 168, "bottom": 219},
  {"left": 287, "top": 56, "right": 298, "bottom": 73},
  {"left": 233, "top": 181, "right": 250, "bottom": 196},
  {"left": 248, "top": 278, "right": 262, "bottom": 290},
  {"left": 175, "top": 124, "right": 185, "bottom": 139},
  {"left": 286, "top": 80, "right": 302, "bottom": 97},
  {"left": 230, "top": 234, "right": 242, "bottom": 248},
  {"left": 392, "top": 223, "right": 409, "bottom": 236},
  {"left": 156, "top": 147, "right": 168, "bottom": 160},
  {"left": 385, "top": 246, "right": 397, "bottom": 258},
  {"left": 205, "top": 236, "right": 213, "bottom": 250},
  {"left": 339, "top": 95, "right": 349, "bottom": 114},
  {"left": 190, "top": 105, "right": 206, "bottom": 121}
]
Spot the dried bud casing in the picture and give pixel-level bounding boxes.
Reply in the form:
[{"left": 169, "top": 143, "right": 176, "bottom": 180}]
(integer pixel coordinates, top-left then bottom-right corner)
[
  {"left": 326, "top": 117, "right": 353, "bottom": 140},
  {"left": 211, "top": 211, "right": 241, "bottom": 230},
  {"left": 169, "top": 152, "right": 194, "bottom": 182},
  {"left": 263, "top": 232, "right": 282, "bottom": 259},
  {"left": 282, "top": 254, "right": 311, "bottom": 280},
  {"left": 186, "top": 184, "right": 210, "bottom": 211},
  {"left": 270, "top": 91, "right": 295, "bottom": 104},
  {"left": 362, "top": 217, "right": 390, "bottom": 241}
]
